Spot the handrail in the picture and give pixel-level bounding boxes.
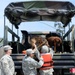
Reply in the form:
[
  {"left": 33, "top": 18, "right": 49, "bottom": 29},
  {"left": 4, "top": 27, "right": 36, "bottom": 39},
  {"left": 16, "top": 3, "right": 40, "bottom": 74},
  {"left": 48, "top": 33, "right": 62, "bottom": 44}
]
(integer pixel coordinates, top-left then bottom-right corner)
[
  {"left": 4, "top": 26, "right": 20, "bottom": 45},
  {"left": 63, "top": 25, "right": 74, "bottom": 39}
]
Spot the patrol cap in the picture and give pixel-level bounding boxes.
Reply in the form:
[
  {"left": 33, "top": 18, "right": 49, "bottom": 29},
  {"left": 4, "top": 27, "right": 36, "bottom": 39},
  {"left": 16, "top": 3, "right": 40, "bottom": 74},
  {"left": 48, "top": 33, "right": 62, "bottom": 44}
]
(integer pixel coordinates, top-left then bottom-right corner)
[
  {"left": 26, "top": 49, "right": 34, "bottom": 55},
  {"left": 4, "top": 45, "right": 13, "bottom": 51},
  {"left": 41, "top": 45, "right": 49, "bottom": 53}
]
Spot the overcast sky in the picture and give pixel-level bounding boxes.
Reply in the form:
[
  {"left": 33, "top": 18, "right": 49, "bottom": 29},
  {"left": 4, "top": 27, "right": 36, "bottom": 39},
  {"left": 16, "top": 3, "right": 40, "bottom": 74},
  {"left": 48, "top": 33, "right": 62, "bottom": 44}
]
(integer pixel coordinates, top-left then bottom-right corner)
[{"left": 0, "top": 0, "right": 75, "bottom": 41}]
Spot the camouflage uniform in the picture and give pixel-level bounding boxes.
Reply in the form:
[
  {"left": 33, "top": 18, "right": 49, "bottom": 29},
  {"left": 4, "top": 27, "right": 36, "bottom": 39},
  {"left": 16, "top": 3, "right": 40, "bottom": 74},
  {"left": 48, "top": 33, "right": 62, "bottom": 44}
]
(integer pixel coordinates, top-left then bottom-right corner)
[
  {"left": 0, "top": 54, "right": 15, "bottom": 75},
  {"left": 22, "top": 55, "right": 44, "bottom": 75}
]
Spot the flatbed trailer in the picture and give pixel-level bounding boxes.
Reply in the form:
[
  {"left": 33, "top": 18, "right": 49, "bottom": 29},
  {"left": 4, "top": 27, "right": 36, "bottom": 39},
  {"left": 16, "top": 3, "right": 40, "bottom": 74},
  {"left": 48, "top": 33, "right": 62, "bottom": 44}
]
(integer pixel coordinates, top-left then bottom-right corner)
[{"left": 11, "top": 53, "right": 75, "bottom": 75}]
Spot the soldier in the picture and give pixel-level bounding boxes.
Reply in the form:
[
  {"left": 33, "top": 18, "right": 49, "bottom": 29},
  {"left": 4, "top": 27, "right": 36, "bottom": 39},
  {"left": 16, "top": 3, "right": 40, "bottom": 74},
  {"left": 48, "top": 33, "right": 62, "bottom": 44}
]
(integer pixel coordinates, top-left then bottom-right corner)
[
  {"left": 39, "top": 45, "right": 54, "bottom": 75},
  {"left": 22, "top": 49, "right": 44, "bottom": 75},
  {"left": 0, "top": 45, "right": 16, "bottom": 75}
]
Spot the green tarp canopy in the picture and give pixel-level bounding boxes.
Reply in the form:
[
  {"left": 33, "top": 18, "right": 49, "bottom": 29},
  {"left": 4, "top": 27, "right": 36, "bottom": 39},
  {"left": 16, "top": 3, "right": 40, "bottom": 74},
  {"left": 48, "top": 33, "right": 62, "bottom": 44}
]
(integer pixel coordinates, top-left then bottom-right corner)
[{"left": 4, "top": 1, "right": 75, "bottom": 29}]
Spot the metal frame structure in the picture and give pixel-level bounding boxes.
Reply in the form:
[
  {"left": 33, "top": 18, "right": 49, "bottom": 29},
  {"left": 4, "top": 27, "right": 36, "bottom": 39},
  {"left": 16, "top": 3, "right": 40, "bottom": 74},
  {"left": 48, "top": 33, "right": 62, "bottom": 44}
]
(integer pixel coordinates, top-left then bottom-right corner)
[
  {"left": 63, "top": 25, "right": 74, "bottom": 40},
  {"left": 3, "top": 15, "right": 20, "bottom": 53},
  {"left": 63, "top": 25, "right": 75, "bottom": 52},
  {"left": 4, "top": 26, "right": 20, "bottom": 43}
]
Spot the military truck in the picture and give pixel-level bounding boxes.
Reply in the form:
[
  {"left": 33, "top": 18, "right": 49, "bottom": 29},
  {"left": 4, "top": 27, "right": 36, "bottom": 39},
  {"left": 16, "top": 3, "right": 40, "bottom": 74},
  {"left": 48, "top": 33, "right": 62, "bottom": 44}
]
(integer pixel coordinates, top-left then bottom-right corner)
[{"left": 1, "top": 0, "right": 75, "bottom": 75}]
